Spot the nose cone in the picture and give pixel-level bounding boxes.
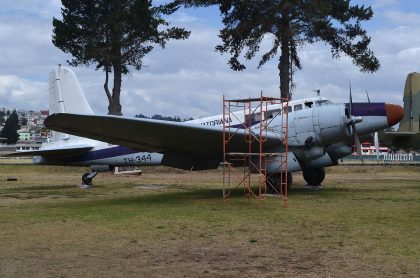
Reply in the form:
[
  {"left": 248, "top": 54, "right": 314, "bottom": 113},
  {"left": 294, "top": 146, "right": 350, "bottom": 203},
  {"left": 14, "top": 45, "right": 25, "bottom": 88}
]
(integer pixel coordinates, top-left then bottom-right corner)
[{"left": 385, "top": 104, "right": 404, "bottom": 127}]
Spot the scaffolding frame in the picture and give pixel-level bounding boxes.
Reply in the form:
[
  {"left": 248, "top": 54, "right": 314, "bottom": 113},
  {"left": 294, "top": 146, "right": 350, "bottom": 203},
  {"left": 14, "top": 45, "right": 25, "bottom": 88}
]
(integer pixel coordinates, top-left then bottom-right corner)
[{"left": 222, "top": 94, "right": 289, "bottom": 207}]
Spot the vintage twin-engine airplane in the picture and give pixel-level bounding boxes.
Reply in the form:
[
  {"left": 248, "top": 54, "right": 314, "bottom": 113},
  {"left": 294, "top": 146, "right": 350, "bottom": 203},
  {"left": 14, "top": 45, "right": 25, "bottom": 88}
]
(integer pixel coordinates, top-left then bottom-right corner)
[{"left": 41, "top": 67, "right": 404, "bottom": 188}]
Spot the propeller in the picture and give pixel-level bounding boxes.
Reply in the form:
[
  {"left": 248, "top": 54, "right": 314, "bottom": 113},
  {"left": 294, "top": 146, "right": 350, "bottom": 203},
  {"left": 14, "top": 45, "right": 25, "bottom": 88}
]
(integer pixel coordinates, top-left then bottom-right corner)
[
  {"left": 374, "top": 131, "right": 380, "bottom": 160},
  {"left": 348, "top": 81, "right": 364, "bottom": 163},
  {"left": 366, "top": 90, "right": 380, "bottom": 160}
]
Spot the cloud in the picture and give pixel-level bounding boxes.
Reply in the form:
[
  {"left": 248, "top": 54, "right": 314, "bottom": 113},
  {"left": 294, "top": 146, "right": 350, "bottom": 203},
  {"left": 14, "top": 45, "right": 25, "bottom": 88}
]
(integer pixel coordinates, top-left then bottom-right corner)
[
  {"left": 0, "top": 1, "right": 418, "bottom": 120},
  {"left": 371, "top": 0, "right": 399, "bottom": 9},
  {"left": 0, "top": 75, "right": 47, "bottom": 110},
  {"left": 382, "top": 10, "right": 420, "bottom": 26}
]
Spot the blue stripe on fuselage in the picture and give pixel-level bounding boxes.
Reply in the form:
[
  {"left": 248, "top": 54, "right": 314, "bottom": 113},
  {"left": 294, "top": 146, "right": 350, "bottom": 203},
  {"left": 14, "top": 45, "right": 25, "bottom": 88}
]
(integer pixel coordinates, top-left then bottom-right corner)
[
  {"left": 60, "top": 145, "right": 139, "bottom": 163},
  {"left": 345, "top": 103, "right": 386, "bottom": 116}
]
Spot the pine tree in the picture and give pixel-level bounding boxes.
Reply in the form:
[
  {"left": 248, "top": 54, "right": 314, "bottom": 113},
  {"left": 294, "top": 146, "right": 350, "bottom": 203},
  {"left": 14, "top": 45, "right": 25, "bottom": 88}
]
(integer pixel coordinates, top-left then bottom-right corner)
[
  {"left": 179, "top": 0, "right": 380, "bottom": 99},
  {"left": 53, "top": 0, "right": 190, "bottom": 115},
  {"left": 0, "top": 110, "right": 20, "bottom": 144}
]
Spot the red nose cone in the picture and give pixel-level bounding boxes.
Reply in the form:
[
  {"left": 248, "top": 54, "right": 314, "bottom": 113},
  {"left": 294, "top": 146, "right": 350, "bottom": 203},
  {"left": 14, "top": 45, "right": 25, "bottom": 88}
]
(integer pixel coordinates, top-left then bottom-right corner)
[{"left": 385, "top": 104, "right": 404, "bottom": 127}]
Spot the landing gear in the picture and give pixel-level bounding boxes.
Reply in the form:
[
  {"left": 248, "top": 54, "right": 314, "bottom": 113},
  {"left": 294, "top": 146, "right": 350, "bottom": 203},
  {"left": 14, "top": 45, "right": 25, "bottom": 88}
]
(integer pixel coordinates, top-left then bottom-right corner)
[
  {"left": 81, "top": 171, "right": 98, "bottom": 187},
  {"left": 303, "top": 167, "right": 325, "bottom": 187},
  {"left": 267, "top": 172, "right": 292, "bottom": 193}
]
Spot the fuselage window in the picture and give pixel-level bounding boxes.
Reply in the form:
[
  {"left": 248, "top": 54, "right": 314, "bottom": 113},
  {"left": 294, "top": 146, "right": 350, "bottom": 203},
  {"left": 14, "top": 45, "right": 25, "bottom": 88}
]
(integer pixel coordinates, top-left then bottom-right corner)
[
  {"left": 253, "top": 113, "right": 262, "bottom": 122},
  {"left": 245, "top": 112, "right": 262, "bottom": 123},
  {"left": 294, "top": 104, "right": 302, "bottom": 111},
  {"left": 266, "top": 109, "right": 281, "bottom": 119},
  {"left": 305, "top": 102, "right": 313, "bottom": 108}
]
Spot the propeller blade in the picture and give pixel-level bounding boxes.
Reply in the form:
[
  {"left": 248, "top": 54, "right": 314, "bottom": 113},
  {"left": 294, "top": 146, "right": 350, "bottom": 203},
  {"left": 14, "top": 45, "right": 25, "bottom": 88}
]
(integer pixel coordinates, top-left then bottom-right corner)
[
  {"left": 366, "top": 90, "right": 371, "bottom": 103},
  {"left": 352, "top": 123, "right": 364, "bottom": 163},
  {"left": 374, "top": 132, "right": 380, "bottom": 160},
  {"left": 349, "top": 80, "right": 353, "bottom": 116}
]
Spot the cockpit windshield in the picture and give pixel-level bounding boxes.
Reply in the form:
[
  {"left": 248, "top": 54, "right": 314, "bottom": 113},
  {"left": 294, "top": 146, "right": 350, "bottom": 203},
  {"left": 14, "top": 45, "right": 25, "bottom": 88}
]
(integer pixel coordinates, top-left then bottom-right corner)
[{"left": 315, "top": 100, "right": 332, "bottom": 106}]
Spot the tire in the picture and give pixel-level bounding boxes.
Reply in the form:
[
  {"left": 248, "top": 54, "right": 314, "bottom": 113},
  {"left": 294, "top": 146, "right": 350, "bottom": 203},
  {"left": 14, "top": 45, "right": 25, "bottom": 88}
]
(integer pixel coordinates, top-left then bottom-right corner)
[
  {"left": 82, "top": 173, "right": 92, "bottom": 185},
  {"left": 303, "top": 168, "right": 325, "bottom": 186}
]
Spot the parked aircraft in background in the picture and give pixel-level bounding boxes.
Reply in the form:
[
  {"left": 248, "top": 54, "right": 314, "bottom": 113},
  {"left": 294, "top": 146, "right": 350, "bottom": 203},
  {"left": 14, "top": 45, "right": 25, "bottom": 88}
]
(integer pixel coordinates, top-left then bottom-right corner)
[
  {"left": 3, "top": 66, "right": 163, "bottom": 186},
  {"left": 44, "top": 67, "right": 404, "bottom": 188},
  {"left": 381, "top": 72, "right": 420, "bottom": 151}
]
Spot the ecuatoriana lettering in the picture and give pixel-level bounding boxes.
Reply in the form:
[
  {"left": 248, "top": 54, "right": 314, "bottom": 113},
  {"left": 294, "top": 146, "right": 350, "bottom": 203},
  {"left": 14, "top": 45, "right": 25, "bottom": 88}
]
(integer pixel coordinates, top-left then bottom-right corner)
[{"left": 200, "top": 117, "right": 232, "bottom": 126}]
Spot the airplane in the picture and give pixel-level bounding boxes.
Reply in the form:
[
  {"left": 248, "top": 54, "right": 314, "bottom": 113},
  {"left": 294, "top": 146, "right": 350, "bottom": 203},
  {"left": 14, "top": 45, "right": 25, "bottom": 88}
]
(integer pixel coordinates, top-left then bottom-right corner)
[
  {"left": 3, "top": 66, "right": 164, "bottom": 186},
  {"left": 43, "top": 67, "right": 404, "bottom": 189},
  {"left": 380, "top": 72, "right": 420, "bottom": 151}
]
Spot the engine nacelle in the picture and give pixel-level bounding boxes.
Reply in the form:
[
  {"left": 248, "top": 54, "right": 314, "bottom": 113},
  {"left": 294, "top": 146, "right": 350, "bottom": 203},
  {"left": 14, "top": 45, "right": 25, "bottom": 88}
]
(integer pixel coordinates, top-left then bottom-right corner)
[
  {"left": 294, "top": 146, "right": 326, "bottom": 161},
  {"left": 90, "top": 165, "right": 114, "bottom": 172},
  {"left": 251, "top": 152, "right": 302, "bottom": 173},
  {"left": 327, "top": 142, "right": 353, "bottom": 160},
  {"left": 288, "top": 103, "right": 350, "bottom": 148},
  {"left": 313, "top": 104, "right": 350, "bottom": 146}
]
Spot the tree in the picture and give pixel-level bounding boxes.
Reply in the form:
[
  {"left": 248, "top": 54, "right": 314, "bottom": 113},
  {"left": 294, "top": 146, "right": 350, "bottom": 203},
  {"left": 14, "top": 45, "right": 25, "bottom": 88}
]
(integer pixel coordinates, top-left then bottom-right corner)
[
  {"left": 0, "top": 110, "right": 20, "bottom": 144},
  {"left": 53, "top": 0, "right": 190, "bottom": 115},
  {"left": 179, "top": 0, "right": 380, "bottom": 99},
  {"left": 21, "top": 117, "right": 28, "bottom": 126}
]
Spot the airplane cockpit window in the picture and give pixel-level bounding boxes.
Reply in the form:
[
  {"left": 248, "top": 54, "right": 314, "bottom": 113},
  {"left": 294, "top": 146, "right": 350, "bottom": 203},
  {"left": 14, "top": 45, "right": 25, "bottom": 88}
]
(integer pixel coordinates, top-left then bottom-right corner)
[
  {"left": 315, "top": 100, "right": 332, "bottom": 106},
  {"left": 304, "top": 101, "right": 313, "bottom": 108},
  {"left": 245, "top": 112, "right": 263, "bottom": 123},
  {"left": 294, "top": 104, "right": 302, "bottom": 111},
  {"left": 266, "top": 109, "right": 281, "bottom": 119},
  {"left": 283, "top": 106, "right": 292, "bottom": 113},
  {"left": 253, "top": 113, "right": 262, "bottom": 122}
]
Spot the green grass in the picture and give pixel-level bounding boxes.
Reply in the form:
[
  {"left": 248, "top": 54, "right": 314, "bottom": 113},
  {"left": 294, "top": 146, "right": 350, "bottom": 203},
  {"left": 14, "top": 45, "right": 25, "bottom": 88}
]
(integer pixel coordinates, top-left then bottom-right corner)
[{"left": 0, "top": 165, "right": 419, "bottom": 277}]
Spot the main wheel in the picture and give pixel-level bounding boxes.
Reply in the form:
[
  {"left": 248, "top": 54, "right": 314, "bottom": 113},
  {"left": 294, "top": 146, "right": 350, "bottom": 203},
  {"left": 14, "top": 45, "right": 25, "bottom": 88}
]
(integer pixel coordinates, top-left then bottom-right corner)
[
  {"left": 82, "top": 173, "right": 93, "bottom": 186},
  {"left": 303, "top": 168, "right": 325, "bottom": 186}
]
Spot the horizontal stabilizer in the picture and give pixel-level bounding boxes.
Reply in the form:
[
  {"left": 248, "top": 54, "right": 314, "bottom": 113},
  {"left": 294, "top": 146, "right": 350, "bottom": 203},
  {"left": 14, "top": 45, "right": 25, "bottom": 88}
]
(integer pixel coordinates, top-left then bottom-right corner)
[
  {"left": 45, "top": 113, "right": 284, "bottom": 157},
  {"left": 2, "top": 145, "right": 93, "bottom": 158}
]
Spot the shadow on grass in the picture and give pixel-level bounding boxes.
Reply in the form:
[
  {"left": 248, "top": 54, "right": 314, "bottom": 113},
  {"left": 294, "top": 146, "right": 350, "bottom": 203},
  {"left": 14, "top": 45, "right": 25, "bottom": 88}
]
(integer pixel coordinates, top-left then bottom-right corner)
[
  {"left": 53, "top": 186, "right": 343, "bottom": 209},
  {"left": 6, "top": 184, "right": 81, "bottom": 191}
]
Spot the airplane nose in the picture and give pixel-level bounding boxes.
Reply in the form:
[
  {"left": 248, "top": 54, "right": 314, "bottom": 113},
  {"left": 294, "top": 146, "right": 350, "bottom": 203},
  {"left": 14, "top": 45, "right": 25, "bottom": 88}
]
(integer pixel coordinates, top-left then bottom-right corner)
[{"left": 385, "top": 103, "right": 404, "bottom": 127}]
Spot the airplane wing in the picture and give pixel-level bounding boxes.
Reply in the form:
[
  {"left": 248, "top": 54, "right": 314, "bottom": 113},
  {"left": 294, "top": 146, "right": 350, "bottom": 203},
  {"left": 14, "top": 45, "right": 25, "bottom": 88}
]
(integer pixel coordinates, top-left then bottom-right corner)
[
  {"left": 45, "top": 113, "right": 284, "bottom": 158},
  {"left": 2, "top": 145, "right": 93, "bottom": 159},
  {"left": 380, "top": 131, "right": 417, "bottom": 143}
]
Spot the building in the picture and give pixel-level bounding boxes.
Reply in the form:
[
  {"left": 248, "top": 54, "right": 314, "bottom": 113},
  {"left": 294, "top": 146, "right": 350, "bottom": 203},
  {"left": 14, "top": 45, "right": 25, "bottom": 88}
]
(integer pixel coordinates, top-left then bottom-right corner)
[{"left": 15, "top": 142, "right": 40, "bottom": 152}]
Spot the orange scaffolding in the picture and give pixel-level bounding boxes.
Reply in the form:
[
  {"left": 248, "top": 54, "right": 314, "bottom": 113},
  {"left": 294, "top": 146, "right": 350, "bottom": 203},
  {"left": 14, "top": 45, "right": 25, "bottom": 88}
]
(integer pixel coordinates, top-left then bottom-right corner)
[{"left": 222, "top": 94, "right": 289, "bottom": 207}]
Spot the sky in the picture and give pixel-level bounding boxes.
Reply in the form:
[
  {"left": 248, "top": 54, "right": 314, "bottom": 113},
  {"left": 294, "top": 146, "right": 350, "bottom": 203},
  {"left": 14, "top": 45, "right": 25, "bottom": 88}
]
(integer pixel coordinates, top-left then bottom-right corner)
[{"left": 0, "top": 0, "right": 420, "bottom": 119}]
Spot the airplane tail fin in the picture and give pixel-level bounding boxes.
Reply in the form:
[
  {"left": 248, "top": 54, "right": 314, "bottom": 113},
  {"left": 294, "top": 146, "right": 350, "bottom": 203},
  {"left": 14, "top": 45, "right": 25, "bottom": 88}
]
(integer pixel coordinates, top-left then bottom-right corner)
[
  {"left": 48, "top": 66, "right": 94, "bottom": 142},
  {"left": 399, "top": 72, "right": 420, "bottom": 132}
]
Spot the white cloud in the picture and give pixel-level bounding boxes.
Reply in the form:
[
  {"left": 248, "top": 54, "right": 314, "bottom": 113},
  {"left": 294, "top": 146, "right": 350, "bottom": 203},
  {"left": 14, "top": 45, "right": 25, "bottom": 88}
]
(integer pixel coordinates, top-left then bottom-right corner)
[
  {"left": 0, "top": 75, "right": 47, "bottom": 110},
  {"left": 382, "top": 10, "right": 420, "bottom": 26},
  {"left": 0, "top": 1, "right": 418, "bottom": 120}
]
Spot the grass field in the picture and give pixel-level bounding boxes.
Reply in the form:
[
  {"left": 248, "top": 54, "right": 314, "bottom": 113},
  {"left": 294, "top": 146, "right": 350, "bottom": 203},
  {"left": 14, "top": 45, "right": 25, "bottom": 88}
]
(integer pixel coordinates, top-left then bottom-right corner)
[{"left": 0, "top": 165, "right": 419, "bottom": 277}]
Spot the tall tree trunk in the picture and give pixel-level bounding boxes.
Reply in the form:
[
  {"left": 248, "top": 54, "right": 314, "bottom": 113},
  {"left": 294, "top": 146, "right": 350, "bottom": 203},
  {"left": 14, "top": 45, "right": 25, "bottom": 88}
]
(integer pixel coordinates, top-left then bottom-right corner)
[
  {"left": 279, "top": 14, "right": 291, "bottom": 100},
  {"left": 109, "top": 63, "right": 122, "bottom": 116},
  {"left": 108, "top": 13, "right": 123, "bottom": 116}
]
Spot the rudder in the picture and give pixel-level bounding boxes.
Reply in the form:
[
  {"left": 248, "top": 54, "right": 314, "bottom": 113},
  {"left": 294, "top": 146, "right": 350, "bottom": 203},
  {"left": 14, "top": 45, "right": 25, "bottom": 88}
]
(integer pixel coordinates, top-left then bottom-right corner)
[
  {"left": 48, "top": 66, "right": 94, "bottom": 142},
  {"left": 400, "top": 72, "right": 420, "bottom": 132},
  {"left": 49, "top": 66, "right": 94, "bottom": 115}
]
